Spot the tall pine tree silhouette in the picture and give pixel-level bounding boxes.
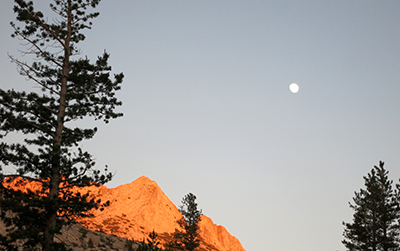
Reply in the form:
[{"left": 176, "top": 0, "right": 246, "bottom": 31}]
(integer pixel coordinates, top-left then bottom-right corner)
[
  {"left": 0, "top": 1, "right": 123, "bottom": 250},
  {"left": 342, "top": 161, "right": 400, "bottom": 251}
]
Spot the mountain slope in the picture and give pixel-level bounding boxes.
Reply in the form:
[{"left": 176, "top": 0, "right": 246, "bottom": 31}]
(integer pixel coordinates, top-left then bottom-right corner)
[{"left": 76, "top": 176, "right": 245, "bottom": 251}]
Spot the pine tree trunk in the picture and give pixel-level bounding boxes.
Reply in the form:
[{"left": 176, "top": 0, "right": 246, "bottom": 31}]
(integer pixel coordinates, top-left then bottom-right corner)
[{"left": 42, "top": 1, "right": 72, "bottom": 250}]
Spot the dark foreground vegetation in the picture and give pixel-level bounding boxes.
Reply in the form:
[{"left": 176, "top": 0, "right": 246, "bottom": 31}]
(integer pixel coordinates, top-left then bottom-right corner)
[
  {"left": 0, "top": 0, "right": 123, "bottom": 250},
  {"left": 0, "top": 1, "right": 211, "bottom": 250}
]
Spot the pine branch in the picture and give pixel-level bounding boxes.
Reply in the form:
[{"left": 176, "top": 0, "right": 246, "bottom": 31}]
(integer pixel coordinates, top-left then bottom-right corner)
[
  {"left": 27, "top": 9, "right": 66, "bottom": 51},
  {"left": 8, "top": 56, "right": 61, "bottom": 95},
  {"left": 1, "top": 102, "right": 57, "bottom": 133},
  {"left": 10, "top": 23, "right": 63, "bottom": 68},
  {"left": 83, "top": 81, "right": 120, "bottom": 95},
  {"left": 17, "top": 95, "right": 58, "bottom": 116}
]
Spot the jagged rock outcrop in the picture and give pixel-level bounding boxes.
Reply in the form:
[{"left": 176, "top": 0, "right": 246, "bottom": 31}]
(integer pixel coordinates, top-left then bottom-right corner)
[
  {"left": 77, "top": 176, "right": 182, "bottom": 238},
  {"left": 58, "top": 223, "right": 138, "bottom": 251},
  {"left": 198, "top": 215, "right": 245, "bottom": 251},
  {"left": 76, "top": 176, "right": 245, "bottom": 251}
]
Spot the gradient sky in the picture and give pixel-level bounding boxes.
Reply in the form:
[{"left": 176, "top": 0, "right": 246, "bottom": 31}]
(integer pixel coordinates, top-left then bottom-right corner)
[{"left": 1, "top": 1, "right": 400, "bottom": 250}]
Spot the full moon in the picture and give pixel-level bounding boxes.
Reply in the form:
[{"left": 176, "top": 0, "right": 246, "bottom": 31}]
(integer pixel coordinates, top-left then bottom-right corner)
[{"left": 289, "top": 83, "right": 299, "bottom": 93}]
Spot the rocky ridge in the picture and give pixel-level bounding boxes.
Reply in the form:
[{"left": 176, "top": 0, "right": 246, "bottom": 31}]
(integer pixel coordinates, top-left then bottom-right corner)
[{"left": 76, "top": 176, "right": 245, "bottom": 251}]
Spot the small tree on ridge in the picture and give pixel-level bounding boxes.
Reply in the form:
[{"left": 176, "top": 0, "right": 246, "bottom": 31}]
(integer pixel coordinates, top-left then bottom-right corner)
[{"left": 166, "top": 193, "right": 202, "bottom": 251}]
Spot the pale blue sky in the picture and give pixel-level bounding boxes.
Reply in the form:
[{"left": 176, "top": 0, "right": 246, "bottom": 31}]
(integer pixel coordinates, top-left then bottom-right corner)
[{"left": 1, "top": 1, "right": 400, "bottom": 250}]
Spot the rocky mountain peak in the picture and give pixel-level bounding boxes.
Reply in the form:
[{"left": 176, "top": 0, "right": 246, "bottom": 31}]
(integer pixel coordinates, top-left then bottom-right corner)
[{"left": 77, "top": 176, "right": 245, "bottom": 250}]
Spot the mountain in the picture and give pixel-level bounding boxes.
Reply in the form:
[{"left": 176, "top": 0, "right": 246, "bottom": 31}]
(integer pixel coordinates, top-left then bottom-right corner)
[
  {"left": 0, "top": 176, "right": 245, "bottom": 250},
  {"left": 75, "top": 176, "right": 246, "bottom": 251}
]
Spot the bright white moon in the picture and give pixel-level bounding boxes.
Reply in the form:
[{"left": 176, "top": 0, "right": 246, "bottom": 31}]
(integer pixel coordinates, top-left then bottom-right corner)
[{"left": 289, "top": 83, "right": 299, "bottom": 93}]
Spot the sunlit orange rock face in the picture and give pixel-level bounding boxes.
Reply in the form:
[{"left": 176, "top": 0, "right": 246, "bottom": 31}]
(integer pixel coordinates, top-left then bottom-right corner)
[
  {"left": 2, "top": 177, "right": 45, "bottom": 194},
  {"left": 76, "top": 176, "right": 181, "bottom": 238},
  {"left": 197, "top": 216, "right": 245, "bottom": 251},
  {"left": 75, "top": 176, "right": 246, "bottom": 251}
]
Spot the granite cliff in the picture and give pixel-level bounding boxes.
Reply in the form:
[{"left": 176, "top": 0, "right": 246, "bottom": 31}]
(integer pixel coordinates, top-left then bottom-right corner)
[{"left": 76, "top": 176, "right": 245, "bottom": 251}]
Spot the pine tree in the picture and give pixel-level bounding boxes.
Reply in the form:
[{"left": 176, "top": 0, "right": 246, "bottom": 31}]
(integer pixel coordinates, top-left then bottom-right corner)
[
  {"left": 166, "top": 193, "right": 202, "bottom": 251},
  {"left": 342, "top": 161, "right": 400, "bottom": 251},
  {"left": 179, "top": 193, "right": 202, "bottom": 251},
  {"left": 0, "top": 1, "right": 123, "bottom": 250},
  {"left": 137, "top": 230, "right": 163, "bottom": 251}
]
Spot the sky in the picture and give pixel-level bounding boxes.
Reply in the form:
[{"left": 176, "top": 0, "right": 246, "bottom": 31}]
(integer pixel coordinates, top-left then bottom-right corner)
[{"left": 1, "top": 1, "right": 400, "bottom": 250}]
